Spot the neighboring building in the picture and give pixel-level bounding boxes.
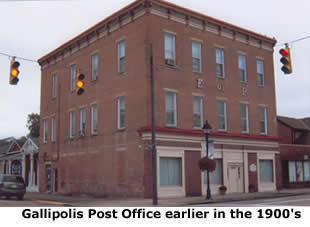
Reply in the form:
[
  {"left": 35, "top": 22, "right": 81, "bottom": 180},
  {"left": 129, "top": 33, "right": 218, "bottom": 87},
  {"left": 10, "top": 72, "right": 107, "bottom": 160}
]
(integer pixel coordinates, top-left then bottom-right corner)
[
  {"left": 0, "top": 137, "right": 22, "bottom": 175},
  {"left": 278, "top": 116, "right": 310, "bottom": 188},
  {"left": 38, "top": 0, "right": 279, "bottom": 198},
  {"left": 20, "top": 138, "right": 39, "bottom": 192}
]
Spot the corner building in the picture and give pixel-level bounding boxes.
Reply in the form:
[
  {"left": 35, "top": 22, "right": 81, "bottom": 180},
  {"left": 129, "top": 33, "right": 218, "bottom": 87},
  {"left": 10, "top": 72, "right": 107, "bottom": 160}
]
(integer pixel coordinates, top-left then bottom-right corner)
[{"left": 38, "top": 0, "right": 280, "bottom": 198}]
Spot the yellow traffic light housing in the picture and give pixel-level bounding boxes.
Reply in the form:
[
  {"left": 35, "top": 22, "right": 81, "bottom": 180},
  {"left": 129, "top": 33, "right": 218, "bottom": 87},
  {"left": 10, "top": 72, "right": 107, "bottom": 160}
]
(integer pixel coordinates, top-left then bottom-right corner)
[
  {"left": 279, "top": 44, "right": 292, "bottom": 74},
  {"left": 9, "top": 57, "right": 20, "bottom": 85},
  {"left": 76, "top": 71, "right": 85, "bottom": 95}
]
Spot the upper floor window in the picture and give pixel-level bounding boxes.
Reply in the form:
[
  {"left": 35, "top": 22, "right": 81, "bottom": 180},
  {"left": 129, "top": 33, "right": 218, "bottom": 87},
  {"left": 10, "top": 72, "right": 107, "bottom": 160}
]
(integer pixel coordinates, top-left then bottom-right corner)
[
  {"left": 259, "top": 106, "right": 268, "bottom": 135},
  {"left": 217, "top": 100, "right": 227, "bottom": 131},
  {"left": 193, "top": 96, "right": 203, "bottom": 128},
  {"left": 192, "top": 41, "right": 202, "bottom": 72},
  {"left": 79, "top": 108, "right": 86, "bottom": 136},
  {"left": 52, "top": 73, "right": 57, "bottom": 98},
  {"left": 51, "top": 116, "right": 56, "bottom": 142},
  {"left": 91, "top": 54, "right": 98, "bottom": 81},
  {"left": 69, "top": 111, "right": 75, "bottom": 138},
  {"left": 43, "top": 119, "right": 48, "bottom": 144},
  {"left": 117, "top": 96, "right": 126, "bottom": 129},
  {"left": 238, "top": 55, "right": 247, "bottom": 82},
  {"left": 70, "top": 64, "right": 76, "bottom": 92},
  {"left": 117, "top": 40, "right": 125, "bottom": 73},
  {"left": 164, "top": 33, "right": 176, "bottom": 66},
  {"left": 216, "top": 48, "right": 225, "bottom": 78},
  {"left": 240, "top": 103, "right": 249, "bottom": 133},
  {"left": 91, "top": 104, "right": 98, "bottom": 135},
  {"left": 165, "top": 91, "right": 177, "bottom": 127},
  {"left": 257, "top": 59, "right": 264, "bottom": 87}
]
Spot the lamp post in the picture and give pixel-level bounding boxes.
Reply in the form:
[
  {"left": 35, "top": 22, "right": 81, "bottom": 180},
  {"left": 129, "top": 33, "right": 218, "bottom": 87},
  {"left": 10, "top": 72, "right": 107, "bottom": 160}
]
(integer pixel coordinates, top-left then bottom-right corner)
[{"left": 202, "top": 120, "right": 212, "bottom": 200}]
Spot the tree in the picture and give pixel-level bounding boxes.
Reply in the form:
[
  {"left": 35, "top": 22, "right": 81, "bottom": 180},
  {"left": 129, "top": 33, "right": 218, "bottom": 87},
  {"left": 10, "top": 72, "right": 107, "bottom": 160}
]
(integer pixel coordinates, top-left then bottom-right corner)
[{"left": 26, "top": 113, "right": 40, "bottom": 138}]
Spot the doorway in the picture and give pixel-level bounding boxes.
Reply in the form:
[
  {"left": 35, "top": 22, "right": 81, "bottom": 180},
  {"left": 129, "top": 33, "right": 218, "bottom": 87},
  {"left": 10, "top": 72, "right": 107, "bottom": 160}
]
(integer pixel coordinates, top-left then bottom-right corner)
[{"left": 228, "top": 163, "right": 244, "bottom": 193}]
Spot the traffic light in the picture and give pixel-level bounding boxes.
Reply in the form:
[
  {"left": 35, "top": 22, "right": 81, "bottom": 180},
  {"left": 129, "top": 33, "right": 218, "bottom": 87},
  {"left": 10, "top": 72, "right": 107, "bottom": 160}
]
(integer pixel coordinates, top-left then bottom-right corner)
[
  {"left": 76, "top": 71, "right": 85, "bottom": 95},
  {"left": 279, "top": 44, "right": 292, "bottom": 74},
  {"left": 9, "top": 57, "right": 20, "bottom": 85}
]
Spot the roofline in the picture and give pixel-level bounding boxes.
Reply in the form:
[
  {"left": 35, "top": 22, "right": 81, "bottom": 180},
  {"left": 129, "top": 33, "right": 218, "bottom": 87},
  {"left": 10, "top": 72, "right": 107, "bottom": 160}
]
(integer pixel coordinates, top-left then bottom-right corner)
[
  {"left": 277, "top": 116, "right": 310, "bottom": 131},
  {"left": 38, "top": 0, "right": 277, "bottom": 64},
  {"left": 38, "top": 0, "right": 144, "bottom": 63},
  {"left": 155, "top": 0, "right": 276, "bottom": 44}
]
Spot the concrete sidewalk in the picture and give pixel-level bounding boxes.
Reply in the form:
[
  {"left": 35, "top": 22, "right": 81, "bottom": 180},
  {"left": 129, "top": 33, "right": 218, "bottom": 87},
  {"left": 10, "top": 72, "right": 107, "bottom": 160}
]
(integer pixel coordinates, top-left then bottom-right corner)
[{"left": 25, "top": 188, "right": 310, "bottom": 207}]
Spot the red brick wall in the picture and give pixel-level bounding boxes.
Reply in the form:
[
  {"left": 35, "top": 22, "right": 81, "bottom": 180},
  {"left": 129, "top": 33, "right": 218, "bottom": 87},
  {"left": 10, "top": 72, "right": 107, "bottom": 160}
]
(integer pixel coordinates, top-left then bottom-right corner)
[
  {"left": 278, "top": 121, "right": 293, "bottom": 144},
  {"left": 185, "top": 150, "right": 202, "bottom": 196}
]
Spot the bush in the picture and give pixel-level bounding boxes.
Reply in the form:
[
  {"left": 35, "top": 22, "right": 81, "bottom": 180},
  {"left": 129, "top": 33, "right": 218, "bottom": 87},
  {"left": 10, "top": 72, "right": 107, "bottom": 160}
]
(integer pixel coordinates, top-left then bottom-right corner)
[{"left": 219, "top": 185, "right": 227, "bottom": 191}]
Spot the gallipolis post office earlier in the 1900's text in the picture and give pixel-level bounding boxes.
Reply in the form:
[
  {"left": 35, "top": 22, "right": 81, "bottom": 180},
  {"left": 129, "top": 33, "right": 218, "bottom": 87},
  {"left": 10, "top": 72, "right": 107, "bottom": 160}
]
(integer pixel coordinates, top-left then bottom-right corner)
[{"left": 38, "top": 0, "right": 280, "bottom": 198}]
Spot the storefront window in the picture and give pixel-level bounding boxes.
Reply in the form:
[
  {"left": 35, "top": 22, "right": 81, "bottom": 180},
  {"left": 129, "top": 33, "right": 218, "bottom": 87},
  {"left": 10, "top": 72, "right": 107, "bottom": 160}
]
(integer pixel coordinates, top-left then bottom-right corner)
[
  {"left": 204, "top": 159, "right": 222, "bottom": 185},
  {"left": 259, "top": 160, "right": 273, "bottom": 183},
  {"left": 160, "top": 157, "right": 182, "bottom": 187},
  {"left": 289, "top": 160, "right": 310, "bottom": 182}
]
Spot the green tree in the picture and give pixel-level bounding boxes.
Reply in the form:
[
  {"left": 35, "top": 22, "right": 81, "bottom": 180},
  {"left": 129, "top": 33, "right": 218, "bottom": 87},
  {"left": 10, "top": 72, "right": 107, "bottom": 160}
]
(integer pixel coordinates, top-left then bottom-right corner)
[{"left": 26, "top": 113, "right": 40, "bottom": 138}]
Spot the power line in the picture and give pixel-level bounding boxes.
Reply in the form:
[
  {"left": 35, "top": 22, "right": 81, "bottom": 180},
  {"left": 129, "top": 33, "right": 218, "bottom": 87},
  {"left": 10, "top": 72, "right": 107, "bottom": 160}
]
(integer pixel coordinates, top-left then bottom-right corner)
[
  {"left": 276, "top": 35, "right": 310, "bottom": 47},
  {"left": 0, "top": 51, "right": 37, "bottom": 63}
]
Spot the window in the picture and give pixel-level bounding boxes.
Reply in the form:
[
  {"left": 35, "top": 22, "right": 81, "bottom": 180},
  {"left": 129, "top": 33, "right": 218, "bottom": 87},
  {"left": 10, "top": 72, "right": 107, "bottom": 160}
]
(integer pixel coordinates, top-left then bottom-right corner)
[
  {"left": 217, "top": 100, "right": 227, "bottom": 131},
  {"left": 192, "top": 41, "right": 202, "bottom": 72},
  {"left": 165, "top": 92, "right": 177, "bottom": 127},
  {"left": 79, "top": 108, "right": 86, "bottom": 136},
  {"left": 238, "top": 55, "right": 247, "bottom": 82},
  {"left": 117, "top": 96, "right": 126, "bottom": 129},
  {"left": 259, "top": 160, "right": 273, "bottom": 183},
  {"left": 69, "top": 111, "right": 75, "bottom": 138},
  {"left": 289, "top": 161, "right": 310, "bottom": 182},
  {"left": 91, "top": 54, "right": 98, "bottom": 81},
  {"left": 164, "top": 33, "right": 176, "bottom": 65},
  {"left": 91, "top": 104, "right": 98, "bottom": 135},
  {"left": 193, "top": 96, "right": 203, "bottom": 128},
  {"left": 51, "top": 116, "right": 56, "bottom": 142},
  {"left": 52, "top": 73, "right": 57, "bottom": 98},
  {"left": 70, "top": 64, "right": 76, "bottom": 92},
  {"left": 204, "top": 159, "right": 222, "bottom": 185},
  {"left": 257, "top": 59, "right": 264, "bottom": 86},
  {"left": 160, "top": 157, "right": 182, "bottom": 186},
  {"left": 259, "top": 107, "right": 268, "bottom": 135},
  {"left": 117, "top": 40, "right": 125, "bottom": 73},
  {"left": 216, "top": 48, "right": 225, "bottom": 78},
  {"left": 43, "top": 119, "right": 48, "bottom": 143},
  {"left": 240, "top": 103, "right": 249, "bottom": 133}
]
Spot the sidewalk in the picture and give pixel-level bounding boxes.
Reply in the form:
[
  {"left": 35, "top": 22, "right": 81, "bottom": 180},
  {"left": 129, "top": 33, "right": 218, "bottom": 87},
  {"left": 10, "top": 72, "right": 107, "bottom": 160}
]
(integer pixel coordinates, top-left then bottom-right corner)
[{"left": 25, "top": 188, "right": 310, "bottom": 207}]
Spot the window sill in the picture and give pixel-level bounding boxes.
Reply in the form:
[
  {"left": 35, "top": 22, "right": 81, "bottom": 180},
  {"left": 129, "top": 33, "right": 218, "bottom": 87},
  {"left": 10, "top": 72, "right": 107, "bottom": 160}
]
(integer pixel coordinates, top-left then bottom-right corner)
[
  {"left": 118, "top": 72, "right": 128, "bottom": 76},
  {"left": 116, "top": 127, "right": 126, "bottom": 132},
  {"left": 216, "top": 76, "right": 225, "bottom": 80},
  {"left": 192, "top": 71, "right": 203, "bottom": 75},
  {"left": 258, "top": 85, "right": 265, "bottom": 88},
  {"left": 241, "top": 131, "right": 250, "bottom": 134},
  {"left": 90, "top": 79, "right": 98, "bottom": 84},
  {"left": 260, "top": 133, "right": 268, "bottom": 136},
  {"left": 240, "top": 81, "right": 248, "bottom": 84},
  {"left": 165, "top": 63, "right": 179, "bottom": 70},
  {"left": 217, "top": 129, "right": 227, "bottom": 132},
  {"left": 165, "top": 125, "right": 177, "bottom": 128},
  {"left": 91, "top": 132, "right": 98, "bottom": 136}
]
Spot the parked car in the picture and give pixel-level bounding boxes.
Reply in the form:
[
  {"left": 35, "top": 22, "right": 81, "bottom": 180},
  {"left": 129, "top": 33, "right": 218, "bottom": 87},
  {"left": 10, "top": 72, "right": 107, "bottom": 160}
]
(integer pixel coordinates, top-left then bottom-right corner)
[{"left": 0, "top": 175, "right": 26, "bottom": 200}]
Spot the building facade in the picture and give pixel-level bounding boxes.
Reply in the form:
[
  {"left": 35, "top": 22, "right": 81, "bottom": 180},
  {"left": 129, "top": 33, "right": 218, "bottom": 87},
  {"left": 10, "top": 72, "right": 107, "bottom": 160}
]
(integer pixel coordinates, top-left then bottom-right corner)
[
  {"left": 278, "top": 116, "right": 310, "bottom": 188},
  {"left": 38, "top": 0, "right": 279, "bottom": 197}
]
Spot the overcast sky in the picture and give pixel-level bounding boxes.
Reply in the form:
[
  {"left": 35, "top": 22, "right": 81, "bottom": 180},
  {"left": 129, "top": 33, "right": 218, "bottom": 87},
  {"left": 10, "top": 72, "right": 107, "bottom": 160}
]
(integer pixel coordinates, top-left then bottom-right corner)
[{"left": 0, "top": 0, "right": 309, "bottom": 139}]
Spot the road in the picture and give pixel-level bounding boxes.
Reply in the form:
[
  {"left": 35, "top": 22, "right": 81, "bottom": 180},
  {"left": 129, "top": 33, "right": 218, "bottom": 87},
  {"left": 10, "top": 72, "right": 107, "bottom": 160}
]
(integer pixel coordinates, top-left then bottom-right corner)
[{"left": 197, "top": 194, "right": 310, "bottom": 207}]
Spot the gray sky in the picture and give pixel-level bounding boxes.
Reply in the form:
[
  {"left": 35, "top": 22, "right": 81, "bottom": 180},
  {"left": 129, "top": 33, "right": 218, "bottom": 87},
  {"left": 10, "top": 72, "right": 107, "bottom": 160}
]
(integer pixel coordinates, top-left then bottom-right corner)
[{"left": 0, "top": 0, "right": 309, "bottom": 139}]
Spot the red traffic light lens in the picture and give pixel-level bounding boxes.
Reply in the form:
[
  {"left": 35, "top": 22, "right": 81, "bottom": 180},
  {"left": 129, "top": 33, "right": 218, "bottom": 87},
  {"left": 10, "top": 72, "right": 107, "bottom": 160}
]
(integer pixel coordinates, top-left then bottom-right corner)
[{"left": 279, "top": 49, "right": 288, "bottom": 56}]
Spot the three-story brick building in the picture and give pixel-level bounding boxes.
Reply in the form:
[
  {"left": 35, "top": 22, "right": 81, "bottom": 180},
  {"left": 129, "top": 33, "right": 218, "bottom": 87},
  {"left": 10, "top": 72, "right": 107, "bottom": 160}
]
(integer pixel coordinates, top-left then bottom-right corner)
[{"left": 38, "top": 0, "right": 279, "bottom": 198}]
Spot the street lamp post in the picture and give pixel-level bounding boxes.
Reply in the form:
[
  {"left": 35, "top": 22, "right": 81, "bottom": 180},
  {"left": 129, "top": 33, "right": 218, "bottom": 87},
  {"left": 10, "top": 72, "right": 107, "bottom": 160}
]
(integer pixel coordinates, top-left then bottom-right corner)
[{"left": 202, "top": 120, "right": 212, "bottom": 200}]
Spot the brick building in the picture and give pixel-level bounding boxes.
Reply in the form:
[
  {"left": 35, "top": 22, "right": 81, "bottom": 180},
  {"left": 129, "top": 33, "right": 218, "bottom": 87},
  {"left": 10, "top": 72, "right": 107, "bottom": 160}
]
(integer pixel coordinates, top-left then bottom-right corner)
[
  {"left": 38, "top": 0, "right": 279, "bottom": 198},
  {"left": 278, "top": 116, "right": 310, "bottom": 188}
]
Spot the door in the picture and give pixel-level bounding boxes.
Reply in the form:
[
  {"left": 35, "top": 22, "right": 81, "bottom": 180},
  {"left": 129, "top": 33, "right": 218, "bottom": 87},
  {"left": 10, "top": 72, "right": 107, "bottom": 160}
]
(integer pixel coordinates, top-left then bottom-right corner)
[
  {"left": 228, "top": 164, "right": 244, "bottom": 193},
  {"left": 45, "top": 164, "right": 51, "bottom": 192},
  {"left": 54, "top": 168, "right": 58, "bottom": 193}
]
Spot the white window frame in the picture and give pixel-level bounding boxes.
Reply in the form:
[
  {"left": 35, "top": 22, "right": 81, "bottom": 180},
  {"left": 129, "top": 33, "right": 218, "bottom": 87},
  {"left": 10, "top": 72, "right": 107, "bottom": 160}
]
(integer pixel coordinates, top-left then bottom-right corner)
[
  {"left": 193, "top": 96, "right": 203, "bottom": 128},
  {"left": 238, "top": 55, "right": 247, "bottom": 82},
  {"left": 259, "top": 159, "right": 274, "bottom": 183},
  {"left": 117, "top": 96, "right": 126, "bottom": 129},
  {"left": 91, "top": 54, "right": 98, "bottom": 81},
  {"left": 216, "top": 48, "right": 225, "bottom": 78},
  {"left": 43, "top": 119, "right": 48, "bottom": 144},
  {"left": 117, "top": 40, "right": 125, "bottom": 73},
  {"left": 51, "top": 116, "right": 56, "bottom": 142},
  {"left": 70, "top": 64, "right": 76, "bottom": 92},
  {"left": 164, "top": 33, "right": 176, "bottom": 65},
  {"left": 257, "top": 59, "right": 264, "bottom": 87},
  {"left": 259, "top": 106, "right": 268, "bottom": 135},
  {"left": 240, "top": 103, "right": 249, "bottom": 133},
  {"left": 69, "top": 111, "right": 75, "bottom": 138},
  {"left": 192, "top": 41, "right": 202, "bottom": 72},
  {"left": 165, "top": 92, "right": 177, "bottom": 127},
  {"left": 52, "top": 73, "right": 57, "bottom": 98},
  {"left": 79, "top": 108, "right": 86, "bottom": 136},
  {"left": 217, "top": 100, "right": 227, "bottom": 131},
  {"left": 91, "top": 104, "right": 98, "bottom": 135}
]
